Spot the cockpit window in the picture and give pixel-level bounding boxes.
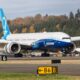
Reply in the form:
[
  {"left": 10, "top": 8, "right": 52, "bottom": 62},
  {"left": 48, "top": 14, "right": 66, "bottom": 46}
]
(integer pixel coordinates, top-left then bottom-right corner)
[{"left": 62, "top": 37, "right": 71, "bottom": 39}]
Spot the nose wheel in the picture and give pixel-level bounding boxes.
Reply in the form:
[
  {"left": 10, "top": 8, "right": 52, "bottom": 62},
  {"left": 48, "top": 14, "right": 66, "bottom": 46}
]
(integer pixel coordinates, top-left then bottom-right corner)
[{"left": 62, "top": 47, "right": 72, "bottom": 56}]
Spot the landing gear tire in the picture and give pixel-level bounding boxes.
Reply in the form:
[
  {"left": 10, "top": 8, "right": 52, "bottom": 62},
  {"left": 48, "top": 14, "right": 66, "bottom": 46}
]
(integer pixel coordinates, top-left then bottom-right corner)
[
  {"left": 41, "top": 53, "right": 50, "bottom": 57},
  {"left": 1, "top": 55, "right": 7, "bottom": 61},
  {"left": 62, "top": 53, "right": 67, "bottom": 57},
  {"left": 62, "top": 51, "right": 72, "bottom": 57},
  {"left": 14, "top": 53, "right": 23, "bottom": 57}
]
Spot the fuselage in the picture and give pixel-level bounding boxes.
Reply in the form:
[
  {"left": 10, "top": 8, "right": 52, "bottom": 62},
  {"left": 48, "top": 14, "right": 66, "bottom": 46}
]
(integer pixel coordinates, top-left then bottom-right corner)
[{"left": 6, "top": 32, "right": 71, "bottom": 45}]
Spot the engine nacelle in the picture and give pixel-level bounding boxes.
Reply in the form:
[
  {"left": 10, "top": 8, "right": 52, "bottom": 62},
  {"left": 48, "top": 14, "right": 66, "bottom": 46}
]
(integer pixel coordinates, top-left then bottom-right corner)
[
  {"left": 4, "top": 42, "right": 21, "bottom": 54},
  {"left": 62, "top": 42, "right": 76, "bottom": 54}
]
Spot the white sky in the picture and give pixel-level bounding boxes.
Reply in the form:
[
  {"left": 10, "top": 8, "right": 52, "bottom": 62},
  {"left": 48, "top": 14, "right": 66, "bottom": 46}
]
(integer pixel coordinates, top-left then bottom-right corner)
[{"left": 0, "top": 0, "right": 80, "bottom": 19}]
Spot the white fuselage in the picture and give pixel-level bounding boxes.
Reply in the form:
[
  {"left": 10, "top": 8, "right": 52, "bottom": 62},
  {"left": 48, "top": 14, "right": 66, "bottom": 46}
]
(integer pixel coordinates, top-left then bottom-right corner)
[{"left": 6, "top": 32, "right": 71, "bottom": 45}]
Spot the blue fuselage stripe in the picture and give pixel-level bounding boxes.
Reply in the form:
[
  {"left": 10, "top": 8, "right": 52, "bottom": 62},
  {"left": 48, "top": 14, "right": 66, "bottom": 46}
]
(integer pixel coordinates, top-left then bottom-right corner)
[{"left": 32, "top": 39, "right": 72, "bottom": 50}]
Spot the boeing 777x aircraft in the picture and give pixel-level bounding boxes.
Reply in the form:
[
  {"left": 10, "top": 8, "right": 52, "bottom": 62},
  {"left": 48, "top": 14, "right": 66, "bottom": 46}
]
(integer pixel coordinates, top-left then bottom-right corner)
[{"left": 0, "top": 8, "right": 80, "bottom": 56}]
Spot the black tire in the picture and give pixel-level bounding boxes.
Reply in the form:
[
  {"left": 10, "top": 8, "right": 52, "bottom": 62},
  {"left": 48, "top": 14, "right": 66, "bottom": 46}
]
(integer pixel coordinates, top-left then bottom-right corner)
[
  {"left": 62, "top": 53, "right": 67, "bottom": 57},
  {"left": 41, "top": 53, "right": 50, "bottom": 57},
  {"left": 14, "top": 53, "right": 23, "bottom": 57},
  {"left": 1, "top": 55, "right": 7, "bottom": 61}
]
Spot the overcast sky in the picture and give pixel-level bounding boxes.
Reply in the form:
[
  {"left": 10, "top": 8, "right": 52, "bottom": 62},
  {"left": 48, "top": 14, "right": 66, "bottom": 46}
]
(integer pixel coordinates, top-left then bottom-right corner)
[{"left": 0, "top": 0, "right": 80, "bottom": 19}]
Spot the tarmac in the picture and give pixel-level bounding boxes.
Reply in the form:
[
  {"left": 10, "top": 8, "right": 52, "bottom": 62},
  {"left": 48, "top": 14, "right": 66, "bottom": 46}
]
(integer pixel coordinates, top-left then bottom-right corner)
[
  {"left": 0, "top": 56, "right": 80, "bottom": 76},
  {"left": 0, "top": 63, "right": 80, "bottom": 76},
  {"left": 0, "top": 50, "right": 80, "bottom": 76}
]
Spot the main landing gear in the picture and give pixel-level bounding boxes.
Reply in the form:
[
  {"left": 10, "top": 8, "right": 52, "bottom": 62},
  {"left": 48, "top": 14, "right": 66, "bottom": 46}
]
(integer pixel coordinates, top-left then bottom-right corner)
[
  {"left": 41, "top": 51, "right": 50, "bottom": 57},
  {"left": 14, "top": 53, "right": 23, "bottom": 57}
]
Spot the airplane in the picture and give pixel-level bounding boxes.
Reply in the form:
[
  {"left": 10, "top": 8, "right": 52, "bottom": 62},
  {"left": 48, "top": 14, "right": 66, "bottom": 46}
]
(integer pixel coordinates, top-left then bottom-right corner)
[{"left": 0, "top": 8, "right": 80, "bottom": 57}]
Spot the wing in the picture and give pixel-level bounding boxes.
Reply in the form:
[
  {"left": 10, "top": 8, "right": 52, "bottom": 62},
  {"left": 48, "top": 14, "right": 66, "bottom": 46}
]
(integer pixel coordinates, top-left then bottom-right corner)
[
  {"left": 75, "top": 48, "right": 80, "bottom": 52},
  {"left": 0, "top": 39, "right": 10, "bottom": 45},
  {"left": 71, "top": 36, "right": 80, "bottom": 41}
]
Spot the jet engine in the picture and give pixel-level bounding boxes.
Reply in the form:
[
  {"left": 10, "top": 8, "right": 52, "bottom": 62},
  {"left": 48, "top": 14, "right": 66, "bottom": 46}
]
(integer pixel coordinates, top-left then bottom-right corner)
[
  {"left": 62, "top": 42, "right": 76, "bottom": 54},
  {"left": 4, "top": 42, "right": 21, "bottom": 54}
]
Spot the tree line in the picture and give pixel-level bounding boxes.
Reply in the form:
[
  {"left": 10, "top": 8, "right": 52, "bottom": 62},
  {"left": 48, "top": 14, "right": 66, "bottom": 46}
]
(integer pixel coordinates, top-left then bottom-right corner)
[{"left": 0, "top": 9, "right": 80, "bottom": 38}]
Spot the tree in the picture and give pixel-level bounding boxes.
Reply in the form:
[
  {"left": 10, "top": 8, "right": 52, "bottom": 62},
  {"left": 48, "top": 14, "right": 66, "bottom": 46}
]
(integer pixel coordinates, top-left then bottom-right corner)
[
  {"left": 29, "top": 24, "right": 35, "bottom": 33},
  {"left": 41, "top": 28, "right": 47, "bottom": 32},
  {"left": 56, "top": 24, "right": 60, "bottom": 31},
  {"left": 13, "top": 28, "right": 18, "bottom": 33},
  {"left": 22, "top": 27, "right": 27, "bottom": 33},
  {"left": 69, "top": 12, "right": 74, "bottom": 20},
  {"left": 75, "top": 9, "right": 80, "bottom": 21}
]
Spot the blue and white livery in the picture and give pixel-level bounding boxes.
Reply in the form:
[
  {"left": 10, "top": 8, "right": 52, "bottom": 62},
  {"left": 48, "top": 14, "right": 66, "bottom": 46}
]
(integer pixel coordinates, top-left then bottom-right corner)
[
  {"left": 0, "top": 8, "right": 11, "bottom": 40},
  {"left": 0, "top": 8, "right": 80, "bottom": 56}
]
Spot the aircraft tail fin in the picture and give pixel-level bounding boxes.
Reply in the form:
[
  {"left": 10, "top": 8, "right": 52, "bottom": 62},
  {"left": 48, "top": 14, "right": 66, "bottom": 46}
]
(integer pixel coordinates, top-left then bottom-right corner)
[{"left": 0, "top": 8, "right": 11, "bottom": 40}]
